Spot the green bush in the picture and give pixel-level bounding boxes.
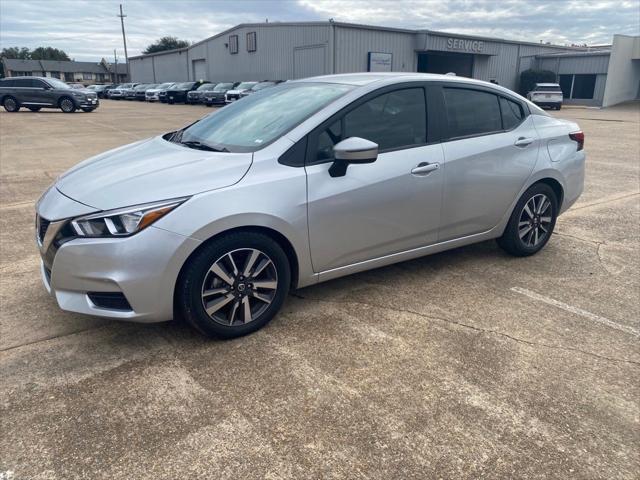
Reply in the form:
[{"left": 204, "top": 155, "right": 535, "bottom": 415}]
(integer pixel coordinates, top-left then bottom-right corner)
[{"left": 519, "top": 69, "right": 557, "bottom": 95}]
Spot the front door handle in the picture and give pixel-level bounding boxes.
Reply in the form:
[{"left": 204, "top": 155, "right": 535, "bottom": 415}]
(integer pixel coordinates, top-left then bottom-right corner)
[
  {"left": 514, "top": 137, "right": 535, "bottom": 147},
  {"left": 411, "top": 162, "right": 439, "bottom": 176}
]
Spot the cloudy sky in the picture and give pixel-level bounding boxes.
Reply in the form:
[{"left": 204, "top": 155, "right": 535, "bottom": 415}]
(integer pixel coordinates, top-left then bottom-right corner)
[{"left": 1, "top": 0, "right": 638, "bottom": 61}]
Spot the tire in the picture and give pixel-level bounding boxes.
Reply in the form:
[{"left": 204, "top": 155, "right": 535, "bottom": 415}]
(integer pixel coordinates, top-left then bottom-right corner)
[
  {"left": 59, "top": 97, "right": 76, "bottom": 113},
  {"left": 3, "top": 96, "right": 20, "bottom": 112},
  {"left": 28, "top": 107, "right": 42, "bottom": 112},
  {"left": 556, "top": 105, "right": 562, "bottom": 110},
  {"left": 81, "top": 107, "right": 95, "bottom": 112},
  {"left": 497, "top": 183, "right": 558, "bottom": 257},
  {"left": 178, "top": 232, "right": 291, "bottom": 338}
]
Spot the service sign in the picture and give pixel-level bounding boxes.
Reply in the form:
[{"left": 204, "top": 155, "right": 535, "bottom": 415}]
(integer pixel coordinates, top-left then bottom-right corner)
[
  {"left": 368, "top": 52, "right": 393, "bottom": 72},
  {"left": 446, "top": 38, "right": 485, "bottom": 53}
]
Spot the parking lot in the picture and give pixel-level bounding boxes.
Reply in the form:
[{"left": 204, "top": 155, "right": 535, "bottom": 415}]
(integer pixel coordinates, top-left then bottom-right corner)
[{"left": 1, "top": 99, "right": 638, "bottom": 479}]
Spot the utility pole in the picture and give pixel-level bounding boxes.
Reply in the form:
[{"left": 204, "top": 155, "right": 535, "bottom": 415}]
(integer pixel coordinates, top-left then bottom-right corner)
[
  {"left": 113, "top": 49, "right": 118, "bottom": 83},
  {"left": 117, "top": 4, "right": 129, "bottom": 81}
]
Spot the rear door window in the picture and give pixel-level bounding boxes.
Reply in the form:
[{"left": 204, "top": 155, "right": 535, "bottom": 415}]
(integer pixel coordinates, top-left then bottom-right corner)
[{"left": 443, "top": 87, "right": 502, "bottom": 139}]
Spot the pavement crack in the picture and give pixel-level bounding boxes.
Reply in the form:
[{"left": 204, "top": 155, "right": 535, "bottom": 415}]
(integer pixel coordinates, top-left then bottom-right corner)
[
  {"left": 0, "top": 324, "right": 108, "bottom": 353},
  {"left": 292, "top": 295, "right": 640, "bottom": 366}
]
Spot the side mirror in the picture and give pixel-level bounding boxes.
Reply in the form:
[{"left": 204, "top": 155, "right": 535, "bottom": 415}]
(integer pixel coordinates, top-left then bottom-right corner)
[{"left": 329, "top": 137, "right": 378, "bottom": 177}]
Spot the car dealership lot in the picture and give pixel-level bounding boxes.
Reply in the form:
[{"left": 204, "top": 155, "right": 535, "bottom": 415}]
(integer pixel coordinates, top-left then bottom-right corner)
[{"left": 1, "top": 100, "right": 638, "bottom": 479}]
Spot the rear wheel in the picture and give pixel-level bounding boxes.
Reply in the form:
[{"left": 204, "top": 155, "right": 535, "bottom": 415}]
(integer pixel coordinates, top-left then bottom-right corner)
[
  {"left": 3, "top": 96, "right": 20, "bottom": 112},
  {"left": 178, "top": 232, "right": 291, "bottom": 338},
  {"left": 59, "top": 97, "right": 76, "bottom": 113},
  {"left": 497, "top": 183, "right": 558, "bottom": 257},
  {"left": 28, "top": 106, "right": 42, "bottom": 112}
]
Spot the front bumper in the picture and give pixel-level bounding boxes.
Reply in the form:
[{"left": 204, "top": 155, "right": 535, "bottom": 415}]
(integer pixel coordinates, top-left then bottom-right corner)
[
  {"left": 78, "top": 98, "right": 99, "bottom": 108},
  {"left": 36, "top": 189, "right": 201, "bottom": 323}
]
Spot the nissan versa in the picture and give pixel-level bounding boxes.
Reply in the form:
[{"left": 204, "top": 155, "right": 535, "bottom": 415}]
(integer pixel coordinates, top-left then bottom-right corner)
[{"left": 35, "top": 73, "right": 585, "bottom": 338}]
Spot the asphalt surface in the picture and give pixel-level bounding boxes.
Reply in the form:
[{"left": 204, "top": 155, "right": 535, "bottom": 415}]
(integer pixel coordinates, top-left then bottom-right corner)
[{"left": 1, "top": 99, "right": 638, "bottom": 479}]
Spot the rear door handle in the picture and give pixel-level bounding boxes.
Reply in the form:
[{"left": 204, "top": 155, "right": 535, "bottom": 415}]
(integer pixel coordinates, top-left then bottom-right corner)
[
  {"left": 411, "top": 162, "right": 439, "bottom": 176},
  {"left": 514, "top": 137, "right": 535, "bottom": 147}
]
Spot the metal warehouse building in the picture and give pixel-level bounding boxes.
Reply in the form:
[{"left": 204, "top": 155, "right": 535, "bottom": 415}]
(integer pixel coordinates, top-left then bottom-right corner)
[{"left": 129, "top": 22, "right": 640, "bottom": 107}]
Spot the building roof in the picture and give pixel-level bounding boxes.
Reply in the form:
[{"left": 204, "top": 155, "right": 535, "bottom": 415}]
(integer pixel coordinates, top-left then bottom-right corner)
[
  {"left": 1, "top": 58, "right": 43, "bottom": 71},
  {"left": 1, "top": 57, "right": 128, "bottom": 75},
  {"left": 535, "top": 50, "right": 611, "bottom": 58}
]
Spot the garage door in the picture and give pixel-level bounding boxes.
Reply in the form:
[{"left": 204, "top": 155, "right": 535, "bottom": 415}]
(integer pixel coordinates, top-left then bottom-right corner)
[
  {"left": 192, "top": 59, "right": 207, "bottom": 81},
  {"left": 293, "top": 46, "right": 326, "bottom": 79}
]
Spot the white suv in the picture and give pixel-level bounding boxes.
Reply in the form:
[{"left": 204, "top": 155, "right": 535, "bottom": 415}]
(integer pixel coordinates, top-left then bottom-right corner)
[{"left": 527, "top": 83, "right": 563, "bottom": 110}]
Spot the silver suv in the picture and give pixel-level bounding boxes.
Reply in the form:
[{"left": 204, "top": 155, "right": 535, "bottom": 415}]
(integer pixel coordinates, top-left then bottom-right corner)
[
  {"left": 0, "top": 76, "right": 99, "bottom": 113},
  {"left": 35, "top": 73, "right": 585, "bottom": 338}
]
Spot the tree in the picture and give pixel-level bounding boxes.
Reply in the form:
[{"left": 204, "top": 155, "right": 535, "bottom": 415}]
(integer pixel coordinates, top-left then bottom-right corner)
[
  {"left": 1, "top": 47, "right": 31, "bottom": 59},
  {"left": 143, "top": 36, "right": 190, "bottom": 54},
  {"left": 30, "top": 47, "right": 70, "bottom": 61}
]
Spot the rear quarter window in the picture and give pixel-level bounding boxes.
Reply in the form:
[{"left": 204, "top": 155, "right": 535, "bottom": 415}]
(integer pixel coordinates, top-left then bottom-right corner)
[{"left": 499, "top": 97, "right": 524, "bottom": 130}]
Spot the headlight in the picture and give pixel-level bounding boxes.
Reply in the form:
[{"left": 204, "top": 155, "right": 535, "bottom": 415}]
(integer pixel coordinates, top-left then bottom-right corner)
[{"left": 70, "top": 198, "right": 188, "bottom": 237}]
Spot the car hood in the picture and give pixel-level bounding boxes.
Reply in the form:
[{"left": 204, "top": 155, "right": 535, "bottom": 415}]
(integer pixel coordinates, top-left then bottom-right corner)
[{"left": 56, "top": 136, "right": 253, "bottom": 210}]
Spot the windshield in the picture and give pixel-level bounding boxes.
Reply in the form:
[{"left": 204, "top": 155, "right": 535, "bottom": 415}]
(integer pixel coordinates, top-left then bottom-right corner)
[
  {"left": 135, "top": 84, "right": 149, "bottom": 90},
  {"left": 535, "top": 85, "right": 561, "bottom": 91},
  {"left": 197, "top": 83, "right": 215, "bottom": 91},
  {"left": 214, "top": 83, "right": 233, "bottom": 91},
  {"left": 236, "top": 82, "right": 257, "bottom": 90},
  {"left": 252, "top": 82, "right": 276, "bottom": 91},
  {"left": 45, "top": 78, "right": 71, "bottom": 89},
  {"left": 157, "top": 83, "right": 172, "bottom": 89},
  {"left": 176, "top": 82, "right": 195, "bottom": 89},
  {"left": 176, "top": 82, "right": 353, "bottom": 153}
]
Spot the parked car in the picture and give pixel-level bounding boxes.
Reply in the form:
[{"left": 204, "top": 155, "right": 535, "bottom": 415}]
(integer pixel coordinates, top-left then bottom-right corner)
[
  {"left": 203, "top": 82, "right": 238, "bottom": 106},
  {"left": 238, "top": 81, "right": 282, "bottom": 98},
  {"left": 108, "top": 83, "right": 137, "bottom": 99},
  {"left": 166, "top": 81, "right": 209, "bottom": 104},
  {"left": 124, "top": 84, "right": 142, "bottom": 100},
  {"left": 527, "top": 83, "right": 563, "bottom": 110},
  {"left": 87, "top": 84, "right": 110, "bottom": 99},
  {"left": 186, "top": 83, "right": 217, "bottom": 104},
  {"left": 34, "top": 73, "right": 585, "bottom": 338},
  {"left": 225, "top": 81, "right": 257, "bottom": 103},
  {"left": 102, "top": 84, "right": 120, "bottom": 98},
  {"left": 145, "top": 82, "right": 174, "bottom": 102},
  {"left": 67, "top": 82, "right": 86, "bottom": 89},
  {"left": 0, "top": 76, "right": 99, "bottom": 113},
  {"left": 135, "top": 84, "right": 157, "bottom": 101}
]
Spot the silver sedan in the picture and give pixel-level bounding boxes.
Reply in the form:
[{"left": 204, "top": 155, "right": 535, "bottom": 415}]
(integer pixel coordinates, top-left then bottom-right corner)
[{"left": 35, "top": 73, "right": 585, "bottom": 338}]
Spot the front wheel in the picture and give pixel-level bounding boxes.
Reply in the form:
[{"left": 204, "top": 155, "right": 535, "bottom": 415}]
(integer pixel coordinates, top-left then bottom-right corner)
[
  {"left": 59, "top": 97, "right": 76, "bottom": 113},
  {"left": 497, "top": 183, "right": 558, "bottom": 257},
  {"left": 178, "top": 232, "right": 291, "bottom": 338}
]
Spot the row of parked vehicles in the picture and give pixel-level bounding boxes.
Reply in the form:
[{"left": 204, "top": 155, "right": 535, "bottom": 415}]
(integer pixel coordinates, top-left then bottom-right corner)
[{"left": 96, "top": 80, "right": 283, "bottom": 106}]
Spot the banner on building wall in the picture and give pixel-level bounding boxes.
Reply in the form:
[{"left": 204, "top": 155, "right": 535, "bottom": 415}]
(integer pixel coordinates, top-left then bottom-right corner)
[{"left": 367, "top": 52, "right": 392, "bottom": 72}]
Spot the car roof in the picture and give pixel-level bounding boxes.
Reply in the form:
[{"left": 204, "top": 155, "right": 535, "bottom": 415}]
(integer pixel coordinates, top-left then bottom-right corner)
[{"left": 294, "top": 72, "right": 500, "bottom": 88}]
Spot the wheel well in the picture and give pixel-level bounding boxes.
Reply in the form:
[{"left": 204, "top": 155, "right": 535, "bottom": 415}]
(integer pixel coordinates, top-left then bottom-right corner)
[
  {"left": 536, "top": 178, "right": 564, "bottom": 208},
  {"left": 58, "top": 95, "right": 74, "bottom": 107},
  {"left": 174, "top": 226, "right": 300, "bottom": 309}
]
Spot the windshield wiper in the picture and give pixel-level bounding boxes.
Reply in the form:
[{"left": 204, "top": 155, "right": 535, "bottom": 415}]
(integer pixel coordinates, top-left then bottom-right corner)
[{"left": 179, "top": 140, "right": 229, "bottom": 152}]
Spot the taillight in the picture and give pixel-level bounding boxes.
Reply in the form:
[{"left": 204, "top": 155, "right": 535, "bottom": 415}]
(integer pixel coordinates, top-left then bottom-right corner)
[{"left": 569, "top": 131, "right": 584, "bottom": 151}]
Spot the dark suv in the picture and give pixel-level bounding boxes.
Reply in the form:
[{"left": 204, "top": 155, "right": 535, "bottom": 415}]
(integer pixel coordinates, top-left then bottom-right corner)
[
  {"left": 0, "top": 76, "right": 99, "bottom": 113},
  {"left": 166, "top": 81, "right": 209, "bottom": 104}
]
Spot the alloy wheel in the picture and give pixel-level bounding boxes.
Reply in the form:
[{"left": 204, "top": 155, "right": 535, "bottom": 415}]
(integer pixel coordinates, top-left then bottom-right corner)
[
  {"left": 5, "top": 98, "right": 17, "bottom": 111},
  {"left": 201, "top": 248, "right": 278, "bottom": 326},
  {"left": 518, "top": 193, "right": 552, "bottom": 247},
  {"left": 61, "top": 99, "right": 74, "bottom": 112}
]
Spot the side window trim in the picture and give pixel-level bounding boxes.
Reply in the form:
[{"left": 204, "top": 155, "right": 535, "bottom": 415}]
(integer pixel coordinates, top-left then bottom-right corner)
[
  {"left": 305, "top": 83, "right": 431, "bottom": 166},
  {"left": 436, "top": 83, "right": 529, "bottom": 142}
]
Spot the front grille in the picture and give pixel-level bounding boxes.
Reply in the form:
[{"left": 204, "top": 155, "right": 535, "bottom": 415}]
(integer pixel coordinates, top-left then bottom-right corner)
[
  {"left": 37, "top": 215, "right": 50, "bottom": 243},
  {"left": 87, "top": 292, "right": 132, "bottom": 311}
]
